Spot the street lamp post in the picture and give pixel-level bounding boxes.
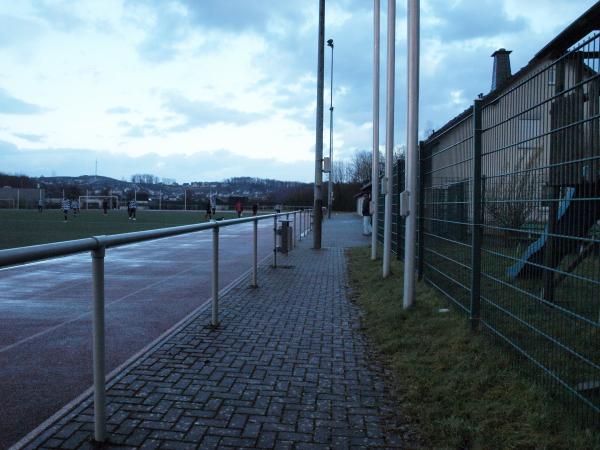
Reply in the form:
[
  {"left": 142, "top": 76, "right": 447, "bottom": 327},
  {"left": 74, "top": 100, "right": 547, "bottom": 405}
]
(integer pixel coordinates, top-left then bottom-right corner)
[
  {"left": 327, "top": 38, "right": 334, "bottom": 220},
  {"left": 313, "top": 0, "right": 325, "bottom": 250}
]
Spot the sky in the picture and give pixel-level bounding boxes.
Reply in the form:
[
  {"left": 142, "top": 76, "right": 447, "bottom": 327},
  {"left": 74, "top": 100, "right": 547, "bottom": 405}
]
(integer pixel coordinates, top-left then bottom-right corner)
[{"left": 0, "top": 0, "right": 596, "bottom": 183}]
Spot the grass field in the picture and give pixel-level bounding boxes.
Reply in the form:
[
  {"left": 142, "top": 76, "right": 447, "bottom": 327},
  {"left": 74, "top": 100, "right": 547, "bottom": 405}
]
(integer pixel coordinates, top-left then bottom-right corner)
[
  {"left": 347, "top": 245, "right": 600, "bottom": 449},
  {"left": 0, "top": 209, "right": 241, "bottom": 250}
]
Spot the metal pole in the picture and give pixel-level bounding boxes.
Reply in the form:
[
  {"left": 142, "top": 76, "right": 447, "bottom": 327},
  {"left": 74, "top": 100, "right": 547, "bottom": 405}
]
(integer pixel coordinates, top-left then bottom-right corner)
[
  {"left": 91, "top": 246, "right": 106, "bottom": 442},
  {"left": 273, "top": 215, "right": 277, "bottom": 268},
  {"left": 328, "top": 40, "right": 334, "bottom": 220},
  {"left": 470, "top": 99, "right": 482, "bottom": 329},
  {"left": 382, "top": 0, "right": 395, "bottom": 278},
  {"left": 17, "top": 189, "right": 20, "bottom": 210},
  {"left": 417, "top": 141, "right": 425, "bottom": 280},
  {"left": 184, "top": 190, "right": 187, "bottom": 211},
  {"left": 211, "top": 227, "right": 219, "bottom": 327},
  {"left": 313, "top": 0, "right": 325, "bottom": 249},
  {"left": 299, "top": 210, "right": 303, "bottom": 241},
  {"left": 371, "top": 0, "right": 380, "bottom": 261},
  {"left": 293, "top": 211, "right": 297, "bottom": 248},
  {"left": 252, "top": 219, "right": 258, "bottom": 288},
  {"left": 402, "top": 0, "right": 419, "bottom": 307}
]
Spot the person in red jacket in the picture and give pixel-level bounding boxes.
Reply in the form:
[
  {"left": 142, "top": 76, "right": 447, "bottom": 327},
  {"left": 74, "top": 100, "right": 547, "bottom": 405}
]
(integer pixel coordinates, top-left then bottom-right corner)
[{"left": 235, "top": 200, "right": 243, "bottom": 218}]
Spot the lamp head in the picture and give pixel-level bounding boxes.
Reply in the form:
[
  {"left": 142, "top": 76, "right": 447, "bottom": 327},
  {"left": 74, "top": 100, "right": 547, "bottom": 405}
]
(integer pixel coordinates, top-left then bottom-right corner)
[{"left": 327, "top": 39, "right": 334, "bottom": 48}]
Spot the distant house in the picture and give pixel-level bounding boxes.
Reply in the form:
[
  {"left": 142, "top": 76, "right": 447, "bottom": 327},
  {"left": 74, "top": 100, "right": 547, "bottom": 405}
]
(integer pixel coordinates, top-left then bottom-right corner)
[{"left": 354, "top": 182, "right": 371, "bottom": 216}]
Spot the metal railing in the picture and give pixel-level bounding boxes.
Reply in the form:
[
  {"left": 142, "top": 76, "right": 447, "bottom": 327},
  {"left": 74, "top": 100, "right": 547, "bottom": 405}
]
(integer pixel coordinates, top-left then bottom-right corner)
[{"left": 0, "top": 209, "right": 312, "bottom": 443}]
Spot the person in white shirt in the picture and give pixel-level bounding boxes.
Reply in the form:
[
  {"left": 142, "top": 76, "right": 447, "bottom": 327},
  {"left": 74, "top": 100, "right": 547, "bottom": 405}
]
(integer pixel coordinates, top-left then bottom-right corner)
[
  {"left": 128, "top": 200, "right": 137, "bottom": 220},
  {"left": 62, "top": 199, "right": 71, "bottom": 222}
]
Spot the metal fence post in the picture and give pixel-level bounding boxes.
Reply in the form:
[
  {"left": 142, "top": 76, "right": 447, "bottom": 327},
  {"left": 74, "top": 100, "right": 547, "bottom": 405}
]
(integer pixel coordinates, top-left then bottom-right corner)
[
  {"left": 212, "top": 227, "right": 219, "bottom": 327},
  {"left": 470, "top": 99, "right": 482, "bottom": 331},
  {"left": 395, "top": 160, "right": 401, "bottom": 260},
  {"left": 251, "top": 219, "right": 258, "bottom": 288},
  {"left": 299, "top": 211, "right": 303, "bottom": 241},
  {"left": 91, "top": 245, "right": 106, "bottom": 443},
  {"left": 293, "top": 211, "right": 297, "bottom": 248},
  {"left": 273, "top": 216, "right": 277, "bottom": 268},
  {"left": 417, "top": 141, "right": 425, "bottom": 280}
]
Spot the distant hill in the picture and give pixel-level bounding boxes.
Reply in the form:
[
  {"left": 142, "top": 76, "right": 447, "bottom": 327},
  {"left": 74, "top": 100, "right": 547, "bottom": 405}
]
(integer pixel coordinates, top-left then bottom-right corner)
[{"left": 1, "top": 173, "right": 312, "bottom": 203}]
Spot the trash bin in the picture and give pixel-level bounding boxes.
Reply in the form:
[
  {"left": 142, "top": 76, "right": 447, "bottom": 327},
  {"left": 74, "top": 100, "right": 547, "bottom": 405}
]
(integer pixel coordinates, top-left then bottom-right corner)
[{"left": 277, "top": 220, "right": 293, "bottom": 253}]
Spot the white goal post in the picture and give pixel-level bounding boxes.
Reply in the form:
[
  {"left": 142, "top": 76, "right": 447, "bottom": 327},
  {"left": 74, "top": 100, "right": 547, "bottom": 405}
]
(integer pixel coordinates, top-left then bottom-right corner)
[{"left": 79, "top": 195, "right": 120, "bottom": 210}]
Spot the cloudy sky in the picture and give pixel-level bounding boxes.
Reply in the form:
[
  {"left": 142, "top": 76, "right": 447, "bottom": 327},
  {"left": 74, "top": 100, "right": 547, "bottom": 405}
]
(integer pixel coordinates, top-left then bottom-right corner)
[{"left": 0, "top": 0, "right": 596, "bottom": 182}]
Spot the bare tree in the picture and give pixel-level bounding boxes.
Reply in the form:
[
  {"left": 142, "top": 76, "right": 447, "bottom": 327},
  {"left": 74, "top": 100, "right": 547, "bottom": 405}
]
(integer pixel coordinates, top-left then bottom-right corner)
[
  {"left": 349, "top": 150, "right": 372, "bottom": 183},
  {"left": 485, "top": 174, "right": 537, "bottom": 235}
]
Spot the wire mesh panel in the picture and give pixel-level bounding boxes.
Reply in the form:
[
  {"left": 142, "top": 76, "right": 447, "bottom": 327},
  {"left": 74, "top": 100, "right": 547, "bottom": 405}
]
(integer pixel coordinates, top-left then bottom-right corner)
[
  {"left": 395, "top": 159, "right": 405, "bottom": 260},
  {"left": 421, "top": 115, "right": 474, "bottom": 312},
  {"left": 373, "top": 27, "right": 600, "bottom": 427},
  {"left": 478, "top": 32, "right": 600, "bottom": 425},
  {"left": 376, "top": 160, "right": 402, "bottom": 258}
]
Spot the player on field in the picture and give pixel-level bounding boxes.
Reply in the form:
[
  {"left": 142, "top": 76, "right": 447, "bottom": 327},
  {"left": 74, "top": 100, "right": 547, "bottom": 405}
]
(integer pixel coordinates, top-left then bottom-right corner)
[
  {"left": 72, "top": 199, "right": 80, "bottom": 215},
  {"left": 235, "top": 200, "right": 243, "bottom": 218},
  {"left": 128, "top": 200, "right": 137, "bottom": 220},
  {"left": 62, "top": 198, "right": 71, "bottom": 222},
  {"left": 205, "top": 201, "right": 212, "bottom": 220},
  {"left": 102, "top": 199, "right": 108, "bottom": 215}
]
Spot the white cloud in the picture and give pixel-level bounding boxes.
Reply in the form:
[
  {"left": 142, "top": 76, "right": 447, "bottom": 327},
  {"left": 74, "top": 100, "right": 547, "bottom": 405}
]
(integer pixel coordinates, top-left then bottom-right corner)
[{"left": 0, "top": 0, "right": 597, "bottom": 182}]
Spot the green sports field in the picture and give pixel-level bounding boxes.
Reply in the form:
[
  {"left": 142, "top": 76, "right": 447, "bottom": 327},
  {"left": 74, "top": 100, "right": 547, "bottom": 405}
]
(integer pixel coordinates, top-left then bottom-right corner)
[{"left": 0, "top": 209, "right": 240, "bottom": 250}]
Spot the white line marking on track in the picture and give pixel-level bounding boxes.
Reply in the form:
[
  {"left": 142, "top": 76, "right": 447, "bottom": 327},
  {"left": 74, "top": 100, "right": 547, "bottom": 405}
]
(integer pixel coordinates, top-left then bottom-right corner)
[{"left": 0, "top": 262, "right": 200, "bottom": 354}]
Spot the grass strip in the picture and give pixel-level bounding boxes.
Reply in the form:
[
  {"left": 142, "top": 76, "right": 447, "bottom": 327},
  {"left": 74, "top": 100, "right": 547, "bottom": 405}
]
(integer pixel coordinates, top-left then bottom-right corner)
[{"left": 346, "top": 245, "right": 599, "bottom": 450}]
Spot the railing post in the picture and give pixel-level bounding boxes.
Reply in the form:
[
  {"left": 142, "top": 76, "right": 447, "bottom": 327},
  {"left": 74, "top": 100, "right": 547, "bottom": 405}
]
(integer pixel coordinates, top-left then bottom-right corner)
[
  {"left": 470, "top": 99, "right": 482, "bottom": 331},
  {"left": 273, "top": 215, "right": 277, "bottom": 268},
  {"left": 212, "top": 227, "right": 219, "bottom": 327},
  {"left": 251, "top": 219, "right": 258, "bottom": 288},
  {"left": 91, "top": 245, "right": 106, "bottom": 443},
  {"left": 417, "top": 141, "right": 425, "bottom": 280},
  {"left": 299, "top": 210, "right": 303, "bottom": 241},
  {"left": 293, "top": 211, "right": 297, "bottom": 248}
]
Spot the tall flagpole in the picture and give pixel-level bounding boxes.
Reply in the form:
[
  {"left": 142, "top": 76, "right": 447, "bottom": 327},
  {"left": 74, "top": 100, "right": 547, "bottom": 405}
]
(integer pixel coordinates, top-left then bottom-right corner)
[
  {"left": 382, "top": 0, "right": 395, "bottom": 278},
  {"left": 371, "top": 0, "right": 380, "bottom": 260},
  {"left": 403, "top": 0, "right": 420, "bottom": 307}
]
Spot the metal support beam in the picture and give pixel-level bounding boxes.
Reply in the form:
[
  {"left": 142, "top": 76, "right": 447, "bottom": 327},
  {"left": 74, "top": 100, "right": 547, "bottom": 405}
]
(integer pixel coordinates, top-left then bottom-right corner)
[
  {"left": 470, "top": 99, "right": 482, "bottom": 329},
  {"left": 382, "top": 0, "right": 395, "bottom": 278},
  {"left": 417, "top": 141, "right": 425, "bottom": 280},
  {"left": 91, "top": 246, "right": 106, "bottom": 443},
  {"left": 211, "top": 227, "right": 219, "bottom": 327},
  {"left": 251, "top": 219, "right": 258, "bottom": 288},
  {"left": 273, "top": 216, "right": 277, "bottom": 268}
]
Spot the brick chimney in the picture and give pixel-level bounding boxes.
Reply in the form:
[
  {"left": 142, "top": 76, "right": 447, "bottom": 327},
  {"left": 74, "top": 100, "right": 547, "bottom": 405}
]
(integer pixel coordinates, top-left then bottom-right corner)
[{"left": 491, "top": 48, "right": 512, "bottom": 91}]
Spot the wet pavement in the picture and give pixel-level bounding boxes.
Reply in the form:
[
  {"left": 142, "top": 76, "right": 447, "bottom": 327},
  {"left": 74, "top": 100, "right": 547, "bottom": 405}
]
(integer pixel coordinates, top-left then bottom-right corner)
[
  {"left": 0, "top": 220, "right": 286, "bottom": 449},
  {"left": 6, "top": 214, "right": 414, "bottom": 450}
]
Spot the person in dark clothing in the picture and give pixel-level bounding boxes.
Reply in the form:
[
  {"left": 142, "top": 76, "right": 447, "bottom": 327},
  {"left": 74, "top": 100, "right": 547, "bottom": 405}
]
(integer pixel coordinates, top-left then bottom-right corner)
[
  {"left": 252, "top": 203, "right": 258, "bottom": 216},
  {"left": 362, "top": 193, "right": 372, "bottom": 235},
  {"left": 102, "top": 199, "right": 109, "bottom": 215},
  {"left": 205, "top": 202, "right": 212, "bottom": 220}
]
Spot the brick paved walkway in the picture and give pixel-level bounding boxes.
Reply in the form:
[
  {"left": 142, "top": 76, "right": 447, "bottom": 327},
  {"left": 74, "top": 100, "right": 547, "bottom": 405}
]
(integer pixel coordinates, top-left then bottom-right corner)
[{"left": 18, "top": 214, "right": 412, "bottom": 449}]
